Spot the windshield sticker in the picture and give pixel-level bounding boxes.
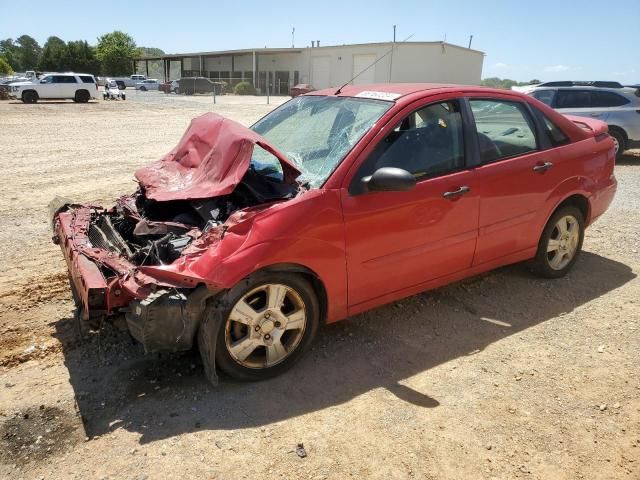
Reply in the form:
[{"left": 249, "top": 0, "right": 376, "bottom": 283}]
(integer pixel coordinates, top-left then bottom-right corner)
[{"left": 354, "top": 91, "right": 402, "bottom": 101}]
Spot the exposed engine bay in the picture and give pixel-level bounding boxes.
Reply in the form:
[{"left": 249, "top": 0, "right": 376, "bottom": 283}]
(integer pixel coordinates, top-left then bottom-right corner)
[{"left": 88, "top": 165, "right": 299, "bottom": 266}]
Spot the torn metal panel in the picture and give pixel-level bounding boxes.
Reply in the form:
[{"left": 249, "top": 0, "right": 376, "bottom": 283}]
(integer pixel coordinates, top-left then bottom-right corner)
[{"left": 135, "top": 112, "right": 300, "bottom": 201}]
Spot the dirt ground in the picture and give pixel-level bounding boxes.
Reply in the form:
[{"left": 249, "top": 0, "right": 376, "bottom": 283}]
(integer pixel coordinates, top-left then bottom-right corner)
[{"left": 0, "top": 92, "right": 639, "bottom": 480}]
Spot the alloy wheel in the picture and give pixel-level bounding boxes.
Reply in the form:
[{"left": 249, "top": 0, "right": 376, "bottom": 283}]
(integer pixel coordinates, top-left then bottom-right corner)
[
  {"left": 224, "top": 283, "right": 307, "bottom": 369},
  {"left": 546, "top": 215, "right": 580, "bottom": 270}
]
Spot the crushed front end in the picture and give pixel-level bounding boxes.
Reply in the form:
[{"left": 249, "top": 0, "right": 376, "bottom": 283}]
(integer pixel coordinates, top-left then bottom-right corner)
[{"left": 50, "top": 112, "right": 301, "bottom": 353}]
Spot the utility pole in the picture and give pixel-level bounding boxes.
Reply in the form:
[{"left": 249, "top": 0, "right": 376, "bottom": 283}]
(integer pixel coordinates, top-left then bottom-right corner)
[
  {"left": 389, "top": 25, "right": 396, "bottom": 83},
  {"left": 292, "top": 27, "right": 295, "bottom": 48}
]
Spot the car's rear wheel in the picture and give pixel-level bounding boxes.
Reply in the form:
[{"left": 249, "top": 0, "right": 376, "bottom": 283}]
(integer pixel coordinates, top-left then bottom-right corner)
[
  {"left": 75, "top": 90, "right": 90, "bottom": 103},
  {"left": 198, "top": 272, "right": 320, "bottom": 382},
  {"left": 140, "top": 86, "right": 147, "bottom": 92},
  {"left": 22, "top": 90, "right": 38, "bottom": 103},
  {"left": 529, "top": 205, "right": 584, "bottom": 278},
  {"left": 609, "top": 129, "right": 625, "bottom": 160}
]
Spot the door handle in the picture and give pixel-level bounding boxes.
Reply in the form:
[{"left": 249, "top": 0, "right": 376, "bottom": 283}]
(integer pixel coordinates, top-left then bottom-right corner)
[
  {"left": 533, "top": 161, "right": 553, "bottom": 173},
  {"left": 442, "top": 186, "right": 470, "bottom": 199}
]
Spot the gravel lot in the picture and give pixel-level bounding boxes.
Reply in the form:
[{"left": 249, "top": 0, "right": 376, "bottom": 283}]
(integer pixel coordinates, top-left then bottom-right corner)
[{"left": 0, "top": 92, "right": 639, "bottom": 479}]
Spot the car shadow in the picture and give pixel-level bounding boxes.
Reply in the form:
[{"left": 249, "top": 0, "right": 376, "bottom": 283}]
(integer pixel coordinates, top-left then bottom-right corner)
[{"left": 51, "top": 251, "right": 635, "bottom": 444}]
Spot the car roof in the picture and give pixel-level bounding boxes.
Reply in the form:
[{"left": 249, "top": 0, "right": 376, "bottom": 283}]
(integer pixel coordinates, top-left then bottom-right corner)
[{"left": 307, "top": 83, "right": 527, "bottom": 103}]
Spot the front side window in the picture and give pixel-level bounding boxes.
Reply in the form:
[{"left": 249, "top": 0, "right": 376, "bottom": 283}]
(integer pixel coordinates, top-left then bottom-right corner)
[
  {"left": 353, "top": 100, "right": 465, "bottom": 188},
  {"left": 40, "top": 75, "right": 53, "bottom": 84},
  {"left": 470, "top": 99, "right": 537, "bottom": 162},
  {"left": 252, "top": 96, "right": 392, "bottom": 188},
  {"left": 555, "top": 90, "right": 591, "bottom": 108}
]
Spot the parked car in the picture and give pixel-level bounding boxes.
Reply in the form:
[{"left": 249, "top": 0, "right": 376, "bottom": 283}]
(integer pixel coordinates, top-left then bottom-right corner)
[
  {"left": 159, "top": 80, "right": 178, "bottom": 94},
  {"left": 523, "top": 81, "right": 640, "bottom": 158},
  {"left": 136, "top": 79, "right": 160, "bottom": 91},
  {"left": 51, "top": 84, "right": 616, "bottom": 383},
  {"left": 103, "top": 79, "right": 126, "bottom": 100},
  {"left": 10, "top": 72, "right": 98, "bottom": 103},
  {"left": 290, "top": 83, "right": 315, "bottom": 97},
  {"left": 111, "top": 74, "right": 147, "bottom": 88},
  {"left": 175, "top": 77, "right": 221, "bottom": 95}
]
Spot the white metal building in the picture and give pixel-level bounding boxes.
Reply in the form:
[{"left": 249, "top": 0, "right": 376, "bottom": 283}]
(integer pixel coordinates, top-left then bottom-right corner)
[{"left": 134, "top": 41, "right": 485, "bottom": 94}]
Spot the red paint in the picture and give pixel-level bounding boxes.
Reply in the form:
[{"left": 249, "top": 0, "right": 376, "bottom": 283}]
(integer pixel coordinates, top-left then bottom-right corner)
[
  {"left": 135, "top": 113, "right": 300, "bottom": 201},
  {"left": 54, "top": 84, "right": 617, "bottom": 325}
]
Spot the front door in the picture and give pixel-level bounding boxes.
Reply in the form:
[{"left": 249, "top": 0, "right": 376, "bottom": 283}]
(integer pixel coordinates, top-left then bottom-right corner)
[{"left": 342, "top": 99, "right": 479, "bottom": 309}]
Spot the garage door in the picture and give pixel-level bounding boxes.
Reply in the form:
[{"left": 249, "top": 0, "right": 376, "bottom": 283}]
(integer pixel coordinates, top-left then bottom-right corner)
[
  {"left": 352, "top": 54, "right": 376, "bottom": 85},
  {"left": 311, "top": 56, "right": 331, "bottom": 89}
]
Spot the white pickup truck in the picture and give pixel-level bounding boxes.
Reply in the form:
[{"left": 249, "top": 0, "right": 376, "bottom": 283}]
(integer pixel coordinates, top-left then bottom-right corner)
[
  {"left": 112, "top": 74, "right": 147, "bottom": 88},
  {"left": 10, "top": 72, "right": 99, "bottom": 103}
]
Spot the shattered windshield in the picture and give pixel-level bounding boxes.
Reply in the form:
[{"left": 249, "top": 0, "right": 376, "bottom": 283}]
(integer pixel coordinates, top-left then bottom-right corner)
[{"left": 251, "top": 96, "right": 392, "bottom": 187}]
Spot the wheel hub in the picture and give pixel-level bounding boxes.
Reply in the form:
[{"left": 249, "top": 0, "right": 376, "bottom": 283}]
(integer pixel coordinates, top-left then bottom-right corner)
[{"left": 260, "top": 318, "right": 275, "bottom": 334}]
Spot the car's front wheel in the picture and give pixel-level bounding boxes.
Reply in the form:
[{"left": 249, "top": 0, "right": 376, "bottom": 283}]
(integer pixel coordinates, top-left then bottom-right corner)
[
  {"left": 529, "top": 205, "right": 584, "bottom": 278},
  {"left": 198, "top": 272, "right": 320, "bottom": 382},
  {"left": 22, "top": 90, "right": 38, "bottom": 103}
]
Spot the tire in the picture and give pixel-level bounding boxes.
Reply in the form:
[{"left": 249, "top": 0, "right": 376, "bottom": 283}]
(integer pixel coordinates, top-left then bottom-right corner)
[
  {"left": 140, "top": 86, "right": 147, "bottom": 92},
  {"left": 529, "top": 205, "right": 585, "bottom": 278},
  {"left": 75, "top": 90, "right": 90, "bottom": 103},
  {"left": 609, "top": 129, "right": 625, "bottom": 160},
  {"left": 174, "top": 88, "right": 180, "bottom": 95},
  {"left": 122, "top": 94, "right": 126, "bottom": 101},
  {"left": 22, "top": 90, "right": 38, "bottom": 104},
  {"left": 198, "top": 272, "right": 320, "bottom": 382}
]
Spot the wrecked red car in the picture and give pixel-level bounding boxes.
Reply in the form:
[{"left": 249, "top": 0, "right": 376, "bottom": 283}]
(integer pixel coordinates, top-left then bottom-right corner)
[{"left": 51, "top": 84, "right": 617, "bottom": 383}]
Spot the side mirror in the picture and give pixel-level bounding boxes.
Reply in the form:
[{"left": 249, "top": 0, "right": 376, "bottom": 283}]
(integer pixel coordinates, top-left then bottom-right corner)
[{"left": 361, "top": 167, "right": 416, "bottom": 193}]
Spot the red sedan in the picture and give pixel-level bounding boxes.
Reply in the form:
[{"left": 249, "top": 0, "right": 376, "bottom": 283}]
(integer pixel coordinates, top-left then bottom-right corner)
[{"left": 51, "top": 84, "right": 617, "bottom": 383}]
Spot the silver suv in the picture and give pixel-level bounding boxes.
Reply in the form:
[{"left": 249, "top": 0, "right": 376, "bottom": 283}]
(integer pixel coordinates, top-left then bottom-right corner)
[{"left": 524, "top": 82, "right": 640, "bottom": 158}]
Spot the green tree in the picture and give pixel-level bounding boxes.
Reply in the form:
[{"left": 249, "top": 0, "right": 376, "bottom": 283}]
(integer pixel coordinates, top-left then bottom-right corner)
[
  {"left": 96, "top": 31, "right": 140, "bottom": 75},
  {"left": 0, "top": 38, "right": 20, "bottom": 71},
  {"left": 0, "top": 56, "right": 13, "bottom": 75},
  {"left": 15, "top": 35, "right": 41, "bottom": 70},
  {"left": 64, "top": 40, "right": 100, "bottom": 73},
  {"left": 39, "top": 36, "right": 68, "bottom": 71},
  {"left": 139, "top": 47, "right": 165, "bottom": 57}
]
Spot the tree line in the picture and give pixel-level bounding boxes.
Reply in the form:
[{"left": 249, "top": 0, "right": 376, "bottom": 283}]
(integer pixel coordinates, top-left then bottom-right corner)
[
  {"left": 480, "top": 77, "right": 541, "bottom": 89},
  {"left": 0, "top": 31, "right": 163, "bottom": 77}
]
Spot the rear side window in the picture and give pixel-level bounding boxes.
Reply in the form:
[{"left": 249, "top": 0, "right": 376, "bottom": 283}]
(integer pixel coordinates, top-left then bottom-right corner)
[
  {"left": 469, "top": 99, "right": 537, "bottom": 162},
  {"left": 541, "top": 114, "right": 569, "bottom": 147},
  {"left": 555, "top": 90, "right": 591, "bottom": 108},
  {"left": 591, "top": 91, "right": 629, "bottom": 107},
  {"left": 531, "top": 90, "right": 555, "bottom": 106},
  {"left": 79, "top": 75, "right": 95, "bottom": 84},
  {"left": 359, "top": 100, "right": 466, "bottom": 180}
]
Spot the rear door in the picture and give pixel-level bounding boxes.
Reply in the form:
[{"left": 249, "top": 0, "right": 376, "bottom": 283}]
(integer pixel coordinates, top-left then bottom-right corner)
[
  {"left": 342, "top": 98, "right": 480, "bottom": 308},
  {"left": 554, "top": 89, "right": 609, "bottom": 121},
  {"left": 468, "top": 97, "right": 561, "bottom": 265}
]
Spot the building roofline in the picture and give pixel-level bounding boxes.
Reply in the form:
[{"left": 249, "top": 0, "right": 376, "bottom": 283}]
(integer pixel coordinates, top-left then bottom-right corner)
[{"left": 133, "top": 41, "right": 484, "bottom": 61}]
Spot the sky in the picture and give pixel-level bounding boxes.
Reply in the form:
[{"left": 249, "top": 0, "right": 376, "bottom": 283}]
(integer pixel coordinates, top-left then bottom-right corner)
[{"left": 1, "top": 0, "right": 638, "bottom": 84}]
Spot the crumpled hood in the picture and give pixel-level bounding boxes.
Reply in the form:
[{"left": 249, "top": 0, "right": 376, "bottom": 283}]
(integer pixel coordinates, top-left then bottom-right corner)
[{"left": 135, "top": 112, "right": 300, "bottom": 201}]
